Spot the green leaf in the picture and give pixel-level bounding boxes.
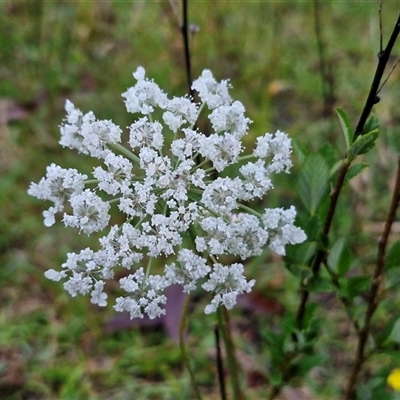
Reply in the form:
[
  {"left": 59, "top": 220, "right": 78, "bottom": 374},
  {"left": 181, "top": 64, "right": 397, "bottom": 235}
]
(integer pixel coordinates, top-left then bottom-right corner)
[
  {"left": 285, "top": 263, "right": 313, "bottom": 280},
  {"left": 263, "top": 331, "right": 285, "bottom": 365},
  {"left": 385, "top": 269, "right": 400, "bottom": 290},
  {"left": 295, "top": 354, "right": 328, "bottom": 378},
  {"left": 375, "top": 316, "right": 400, "bottom": 346},
  {"left": 345, "top": 163, "right": 368, "bottom": 183},
  {"left": 342, "top": 276, "right": 370, "bottom": 299},
  {"left": 301, "top": 215, "right": 321, "bottom": 241},
  {"left": 319, "top": 143, "right": 336, "bottom": 169},
  {"left": 362, "top": 113, "right": 379, "bottom": 136},
  {"left": 292, "top": 138, "right": 306, "bottom": 165},
  {"left": 386, "top": 241, "right": 400, "bottom": 269},
  {"left": 285, "top": 241, "right": 317, "bottom": 265},
  {"left": 389, "top": 318, "right": 400, "bottom": 344},
  {"left": 263, "top": 330, "right": 282, "bottom": 347},
  {"left": 268, "top": 370, "right": 283, "bottom": 386},
  {"left": 327, "top": 237, "right": 352, "bottom": 276},
  {"left": 336, "top": 107, "right": 353, "bottom": 149},
  {"left": 297, "top": 153, "right": 329, "bottom": 214},
  {"left": 302, "top": 302, "right": 318, "bottom": 330},
  {"left": 348, "top": 129, "right": 378, "bottom": 160},
  {"left": 307, "top": 275, "right": 335, "bottom": 293}
]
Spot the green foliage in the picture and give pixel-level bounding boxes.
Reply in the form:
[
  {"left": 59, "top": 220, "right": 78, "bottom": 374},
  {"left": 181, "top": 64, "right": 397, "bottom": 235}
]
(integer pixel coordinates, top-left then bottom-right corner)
[
  {"left": 327, "top": 238, "right": 352, "bottom": 277},
  {"left": 386, "top": 241, "right": 400, "bottom": 269},
  {"left": 336, "top": 108, "right": 379, "bottom": 160},
  {"left": 375, "top": 315, "right": 400, "bottom": 346},
  {"left": 345, "top": 162, "right": 368, "bottom": 183},
  {"left": 348, "top": 129, "right": 379, "bottom": 160},
  {"left": 362, "top": 114, "right": 379, "bottom": 137},
  {"left": 297, "top": 153, "right": 330, "bottom": 215},
  {"left": 336, "top": 107, "right": 353, "bottom": 150},
  {"left": 341, "top": 275, "right": 370, "bottom": 300}
]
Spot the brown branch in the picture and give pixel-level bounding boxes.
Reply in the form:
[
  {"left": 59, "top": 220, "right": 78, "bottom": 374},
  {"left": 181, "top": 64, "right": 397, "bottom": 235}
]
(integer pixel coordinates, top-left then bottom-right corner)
[
  {"left": 354, "top": 11, "right": 400, "bottom": 138},
  {"left": 181, "top": 0, "right": 194, "bottom": 98},
  {"left": 344, "top": 155, "right": 400, "bottom": 399}
]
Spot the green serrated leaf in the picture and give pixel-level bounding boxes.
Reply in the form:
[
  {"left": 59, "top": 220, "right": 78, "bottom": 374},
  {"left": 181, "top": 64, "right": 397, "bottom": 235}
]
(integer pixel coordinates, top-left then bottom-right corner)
[
  {"left": 336, "top": 107, "right": 353, "bottom": 149},
  {"left": 362, "top": 113, "right": 379, "bottom": 136},
  {"left": 319, "top": 143, "right": 336, "bottom": 169},
  {"left": 345, "top": 163, "right": 368, "bottom": 183},
  {"left": 327, "top": 237, "right": 352, "bottom": 276},
  {"left": 297, "top": 153, "right": 329, "bottom": 214},
  {"left": 348, "top": 129, "right": 378, "bottom": 160},
  {"left": 386, "top": 241, "right": 400, "bottom": 269}
]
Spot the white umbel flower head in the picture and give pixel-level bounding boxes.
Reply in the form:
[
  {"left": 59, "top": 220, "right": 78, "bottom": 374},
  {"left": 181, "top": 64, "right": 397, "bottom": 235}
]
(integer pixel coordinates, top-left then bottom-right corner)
[
  {"left": 29, "top": 66, "right": 306, "bottom": 318},
  {"left": 63, "top": 190, "right": 110, "bottom": 235},
  {"left": 202, "top": 263, "right": 255, "bottom": 314}
]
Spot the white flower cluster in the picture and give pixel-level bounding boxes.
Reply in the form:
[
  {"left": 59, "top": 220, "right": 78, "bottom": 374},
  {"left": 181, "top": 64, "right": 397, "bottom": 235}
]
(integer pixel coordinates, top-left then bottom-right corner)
[{"left": 29, "top": 67, "right": 306, "bottom": 319}]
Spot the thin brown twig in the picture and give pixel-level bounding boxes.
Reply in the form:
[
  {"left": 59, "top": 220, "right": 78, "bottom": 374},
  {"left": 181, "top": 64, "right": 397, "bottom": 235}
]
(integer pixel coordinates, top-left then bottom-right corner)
[
  {"left": 181, "top": 0, "right": 194, "bottom": 98},
  {"left": 354, "top": 11, "right": 400, "bottom": 138},
  {"left": 313, "top": 0, "right": 336, "bottom": 116},
  {"left": 377, "top": 57, "right": 400, "bottom": 94},
  {"left": 344, "top": 154, "right": 400, "bottom": 399},
  {"left": 379, "top": 0, "right": 383, "bottom": 53}
]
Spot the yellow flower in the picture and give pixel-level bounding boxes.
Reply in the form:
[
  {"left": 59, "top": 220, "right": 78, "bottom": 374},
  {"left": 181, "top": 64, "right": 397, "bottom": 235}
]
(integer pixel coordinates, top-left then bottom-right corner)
[{"left": 388, "top": 369, "right": 400, "bottom": 391}]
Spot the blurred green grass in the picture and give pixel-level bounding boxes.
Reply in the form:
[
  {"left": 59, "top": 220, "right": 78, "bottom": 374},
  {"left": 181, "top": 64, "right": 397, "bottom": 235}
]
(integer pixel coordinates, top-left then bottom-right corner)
[{"left": 2, "top": 1, "right": 400, "bottom": 399}]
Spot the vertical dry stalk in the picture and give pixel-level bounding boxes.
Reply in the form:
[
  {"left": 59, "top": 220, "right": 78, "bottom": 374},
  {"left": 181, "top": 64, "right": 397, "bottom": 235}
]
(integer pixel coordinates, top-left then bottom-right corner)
[
  {"left": 313, "top": 0, "right": 336, "bottom": 116},
  {"left": 181, "top": 0, "right": 193, "bottom": 98},
  {"left": 344, "top": 155, "right": 400, "bottom": 399}
]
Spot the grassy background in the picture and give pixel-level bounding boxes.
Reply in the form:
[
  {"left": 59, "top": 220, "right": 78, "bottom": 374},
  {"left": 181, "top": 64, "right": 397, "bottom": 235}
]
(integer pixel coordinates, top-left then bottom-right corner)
[{"left": 1, "top": 1, "right": 400, "bottom": 399}]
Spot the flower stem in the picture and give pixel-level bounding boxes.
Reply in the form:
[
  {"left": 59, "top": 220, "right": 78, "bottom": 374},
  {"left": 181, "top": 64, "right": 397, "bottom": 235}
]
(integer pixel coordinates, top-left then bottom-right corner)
[
  {"left": 237, "top": 203, "right": 262, "bottom": 218},
  {"left": 237, "top": 154, "right": 256, "bottom": 163},
  {"left": 214, "top": 324, "right": 227, "bottom": 400},
  {"left": 84, "top": 179, "right": 98, "bottom": 185},
  {"left": 108, "top": 142, "right": 140, "bottom": 164},
  {"left": 218, "top": 307, "right": 245, "bottom": 400},
  {"left": 144, "top": 256, "right": 153, "bottom": 280},
  {"left": 179, "top": 294, "right": 203, "bottom": 400}
]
